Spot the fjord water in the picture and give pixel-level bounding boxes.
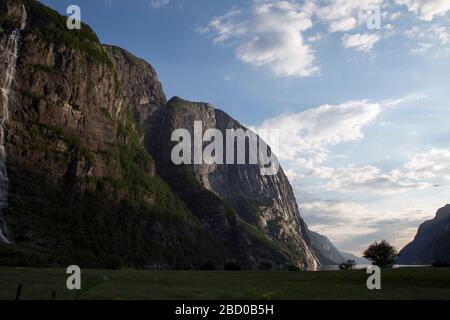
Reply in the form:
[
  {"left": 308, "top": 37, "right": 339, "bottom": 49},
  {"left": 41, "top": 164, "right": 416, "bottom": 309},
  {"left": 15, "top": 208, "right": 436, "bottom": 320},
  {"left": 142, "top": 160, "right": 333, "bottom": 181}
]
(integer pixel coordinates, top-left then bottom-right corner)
[
  {"left": 0, "top": 5, "right": 27, "bottom": 243},
  {"left": 319, "top": 264, "right": 431, "bottom": 271}
]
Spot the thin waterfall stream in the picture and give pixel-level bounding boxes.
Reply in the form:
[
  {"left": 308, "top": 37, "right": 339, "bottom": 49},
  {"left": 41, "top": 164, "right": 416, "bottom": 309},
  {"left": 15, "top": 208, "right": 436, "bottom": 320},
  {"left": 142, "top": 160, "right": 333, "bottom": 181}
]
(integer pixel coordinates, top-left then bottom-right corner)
[{"left": 0, "top": 4, "right": 27, "bottom": 243}]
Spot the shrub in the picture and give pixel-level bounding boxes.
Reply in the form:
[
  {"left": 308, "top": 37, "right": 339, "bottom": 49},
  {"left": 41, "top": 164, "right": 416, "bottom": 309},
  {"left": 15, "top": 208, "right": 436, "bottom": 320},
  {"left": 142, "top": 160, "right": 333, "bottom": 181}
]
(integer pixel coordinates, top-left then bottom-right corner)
[{"left": 339, "top": 259, "right": 357, "bottom": 270}]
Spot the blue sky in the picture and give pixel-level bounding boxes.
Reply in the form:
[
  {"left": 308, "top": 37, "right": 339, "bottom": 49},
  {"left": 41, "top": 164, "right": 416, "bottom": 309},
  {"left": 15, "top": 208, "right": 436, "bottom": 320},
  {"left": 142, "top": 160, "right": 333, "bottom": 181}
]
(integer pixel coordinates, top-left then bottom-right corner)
[{"left": 41, "top": 0, "right": 450, "bottom": 255}]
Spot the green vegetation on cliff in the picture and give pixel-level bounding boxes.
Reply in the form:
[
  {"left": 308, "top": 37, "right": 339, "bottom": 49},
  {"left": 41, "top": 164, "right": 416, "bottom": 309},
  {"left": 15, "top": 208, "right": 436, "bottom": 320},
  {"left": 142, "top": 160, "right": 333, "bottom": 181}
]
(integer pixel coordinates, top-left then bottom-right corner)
[
  {"left": 0, "top": 0, "right": 228, "bottom": 270},
  {"left": 0, "top": 0, "right": 111, "bottom": 66}
]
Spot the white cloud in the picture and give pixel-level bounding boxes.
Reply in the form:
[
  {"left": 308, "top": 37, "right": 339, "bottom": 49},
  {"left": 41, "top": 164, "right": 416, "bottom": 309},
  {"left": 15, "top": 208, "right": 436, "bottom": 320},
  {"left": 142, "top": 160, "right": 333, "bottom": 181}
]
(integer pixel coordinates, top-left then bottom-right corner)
[
  {"left": 406, "top": 24, "right": 450, "bottom": 47},
  {"left": 431, "top": 25, "right": 450, "bottom": 44},
  {"left": 410, "top": 42, "right": 432, "bottom": 54},
  {"left": 389, "top": 11, "right": 402, "bottom": 20},
  {"left": 303, "top": 147, "right": 450, "bottom": 195},
  {"left": 329, "top": 16, "right": 358, "bottom": 33},
  {"left": 252, "top": 93, "right": 447, "bottom": 252},
  {"left": 394, "top": 0, "right": 450, "bottom": 21},
  {"left": 301, "top": 200, "right": 434, "bottom": 254},
  {"left": 254, "top": 99, "right": 401, "bottom": 162},
  {"left": 307, "top": 33, "right": 323, "bottom": 42},
  {"left": 199, "top": 0, "right": 318, "bottom": 77},
  {"left": 403, "top": 148, "right": 450, "bottom": 183},
  {"left": 310, "top": 164, "right": 430, "bottom": 194},
  {"left": 199, "top": 0, "right": 450, "bottom": 77},
  {"left": 205, "top": 9, "right": 245, "bottom": 43},
  {"left": 342, "top": 33, "right": 380, "bottom": 51},
  {"left": 253, "top": 95, "right": 433, "bottom": 196}
]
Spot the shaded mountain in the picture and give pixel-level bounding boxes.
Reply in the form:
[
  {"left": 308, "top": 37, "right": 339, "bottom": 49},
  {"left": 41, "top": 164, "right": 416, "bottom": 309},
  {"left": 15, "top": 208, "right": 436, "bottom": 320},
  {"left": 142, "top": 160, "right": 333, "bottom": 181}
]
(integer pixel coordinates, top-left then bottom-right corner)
[
  {"left": 0, "top": 0, "right": 319, "bottom": 270},
  {"left": 0, "top": 0, "right": 226, "bottom": 268},
  {"left": 307, "top": 229, "right": 344, "bottom": 265},
  {"left": 397, "top": 204, "right": 450, "bottom": 265}
]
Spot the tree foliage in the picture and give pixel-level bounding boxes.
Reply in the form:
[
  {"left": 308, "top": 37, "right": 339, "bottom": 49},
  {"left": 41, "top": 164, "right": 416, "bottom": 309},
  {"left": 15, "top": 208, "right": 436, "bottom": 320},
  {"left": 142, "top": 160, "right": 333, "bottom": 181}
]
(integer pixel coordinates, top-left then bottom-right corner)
[{"left": 363, "top": 240, "right": 398, "bottom": 268}]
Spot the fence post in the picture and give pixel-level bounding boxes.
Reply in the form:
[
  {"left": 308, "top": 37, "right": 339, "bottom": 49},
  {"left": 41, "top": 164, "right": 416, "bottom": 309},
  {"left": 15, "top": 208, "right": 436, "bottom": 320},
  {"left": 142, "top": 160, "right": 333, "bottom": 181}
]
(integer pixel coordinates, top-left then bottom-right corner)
[{"left": 15, "top": 284, "right": 23, "bottom": 300}]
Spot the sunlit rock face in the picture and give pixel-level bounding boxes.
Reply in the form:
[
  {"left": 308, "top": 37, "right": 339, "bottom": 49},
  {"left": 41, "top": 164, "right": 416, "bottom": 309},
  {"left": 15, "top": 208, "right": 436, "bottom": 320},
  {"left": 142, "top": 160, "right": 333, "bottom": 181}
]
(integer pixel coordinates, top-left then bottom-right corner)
[{"left": 140, "top": 96, "right": 319, "bottom": 270}]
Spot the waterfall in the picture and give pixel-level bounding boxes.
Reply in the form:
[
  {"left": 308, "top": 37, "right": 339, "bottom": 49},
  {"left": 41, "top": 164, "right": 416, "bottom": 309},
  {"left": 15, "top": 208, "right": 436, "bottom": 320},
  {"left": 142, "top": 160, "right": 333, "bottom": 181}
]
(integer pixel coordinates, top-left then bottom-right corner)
[{"left": 0, "top": 5, "right": 27, "bottom": 243}]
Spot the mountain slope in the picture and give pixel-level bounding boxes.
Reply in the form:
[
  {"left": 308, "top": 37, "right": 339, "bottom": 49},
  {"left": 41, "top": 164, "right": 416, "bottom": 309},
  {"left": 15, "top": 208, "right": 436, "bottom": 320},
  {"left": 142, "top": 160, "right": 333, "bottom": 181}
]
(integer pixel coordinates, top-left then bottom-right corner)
[
  {"left": 397, "top": 205, "right": 450, "bottom": 265},
  {"left": 0, "top": 0, "right": 226, "bottom": 268},
  {"left": 143, "top": 97, "right": 318, "bottom": 270},
  {"left": 307, "top": 229, "right": 344, "bottom": 265},
  {"left": 0, "top": 0, "right": 320, "bottom": 270}
]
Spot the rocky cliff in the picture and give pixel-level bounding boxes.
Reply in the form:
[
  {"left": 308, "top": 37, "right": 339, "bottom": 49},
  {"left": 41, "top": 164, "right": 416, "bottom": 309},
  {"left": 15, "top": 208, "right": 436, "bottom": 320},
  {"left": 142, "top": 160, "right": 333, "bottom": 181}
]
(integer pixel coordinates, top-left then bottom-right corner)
[
  {"left": 0, "top": 0, "right": 225, "bottom": 268},
  {"left": 307, "top": 229, "right": 344, "bottom": 265},
  {"left": 398, "top": 204, "right": 450, "bottom": 265},
  {"left": 0, "top": 0, "right": 319, "bottom": 270},
  {"left": 142, "top": 97, "right": 318, "bottom": 269}
]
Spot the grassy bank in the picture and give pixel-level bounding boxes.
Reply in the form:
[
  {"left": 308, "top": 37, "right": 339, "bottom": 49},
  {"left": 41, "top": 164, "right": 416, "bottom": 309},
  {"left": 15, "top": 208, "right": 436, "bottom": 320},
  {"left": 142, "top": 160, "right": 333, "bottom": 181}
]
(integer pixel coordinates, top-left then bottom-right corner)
[{"left": 1, "top": 267, "right": 450, "bottom": 300}]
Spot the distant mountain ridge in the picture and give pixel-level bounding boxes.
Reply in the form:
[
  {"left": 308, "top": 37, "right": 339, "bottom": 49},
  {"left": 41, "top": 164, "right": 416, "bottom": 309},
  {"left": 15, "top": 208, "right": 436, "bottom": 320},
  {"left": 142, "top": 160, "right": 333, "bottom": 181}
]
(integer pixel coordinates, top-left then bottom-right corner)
[{"left": 397, "top": 204, "right": 450, "bottom": 265}]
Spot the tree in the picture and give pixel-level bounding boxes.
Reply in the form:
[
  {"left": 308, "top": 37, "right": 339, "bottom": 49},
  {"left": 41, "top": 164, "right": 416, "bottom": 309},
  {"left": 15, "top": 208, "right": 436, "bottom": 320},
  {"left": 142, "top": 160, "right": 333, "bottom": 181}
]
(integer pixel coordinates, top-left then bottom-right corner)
[
  {"left": 339, "top": 259, "right": 356, "bottom": 270},
  {"left": 363, "top": 240, "right": 398, "bottom": 268}
]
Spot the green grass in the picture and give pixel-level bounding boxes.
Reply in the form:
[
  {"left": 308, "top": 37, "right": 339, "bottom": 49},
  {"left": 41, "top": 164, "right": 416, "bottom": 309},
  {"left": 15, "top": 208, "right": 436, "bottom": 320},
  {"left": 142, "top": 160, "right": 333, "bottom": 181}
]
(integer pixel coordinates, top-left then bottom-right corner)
[{"left": 1, "top": 267, "right": 450, "bottom": 300}]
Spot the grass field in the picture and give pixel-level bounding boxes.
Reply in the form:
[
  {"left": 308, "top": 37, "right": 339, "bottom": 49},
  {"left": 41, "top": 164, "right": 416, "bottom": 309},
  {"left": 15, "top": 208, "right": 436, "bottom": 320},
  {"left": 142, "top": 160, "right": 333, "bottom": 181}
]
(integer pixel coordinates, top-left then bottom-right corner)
[{"left": 1, "top": 267, "right": 450, "bottom": 300}]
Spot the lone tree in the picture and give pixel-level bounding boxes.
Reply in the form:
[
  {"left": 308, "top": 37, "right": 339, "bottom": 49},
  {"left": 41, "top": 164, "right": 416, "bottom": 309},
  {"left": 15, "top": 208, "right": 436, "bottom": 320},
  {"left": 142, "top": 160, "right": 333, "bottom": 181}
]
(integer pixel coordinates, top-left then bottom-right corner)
[{"left": 363, "top": 240, "right": 398, "bottom": 268}]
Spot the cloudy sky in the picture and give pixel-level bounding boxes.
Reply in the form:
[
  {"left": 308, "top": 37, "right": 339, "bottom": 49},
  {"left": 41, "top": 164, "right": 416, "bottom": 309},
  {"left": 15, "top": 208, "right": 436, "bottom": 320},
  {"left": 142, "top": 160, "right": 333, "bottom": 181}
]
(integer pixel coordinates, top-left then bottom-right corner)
[{"left": 43, "top": 0, "right": 450, "bottom": 255}]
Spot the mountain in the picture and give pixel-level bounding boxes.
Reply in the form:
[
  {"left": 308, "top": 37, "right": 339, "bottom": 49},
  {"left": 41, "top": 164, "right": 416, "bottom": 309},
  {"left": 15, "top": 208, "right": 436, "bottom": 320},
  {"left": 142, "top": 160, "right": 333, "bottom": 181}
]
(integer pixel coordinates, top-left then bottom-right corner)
[
  {"left": 397, "top": 204, "right": 450, "bottom": 265},
  {"left": 0, "top": 0, "right": 228, "bottom": 269},
  {"left": 307, "top": 229, "right": 345, "bottom": 265},
  {"left": 143, "top": 97, "right": 318, "bottom": 269},
  {"left": 340, "top": 252, "right": 370, "bottom": 265},
  {"left": 0, "top": 0, "right": 319, "bottom": 270}
]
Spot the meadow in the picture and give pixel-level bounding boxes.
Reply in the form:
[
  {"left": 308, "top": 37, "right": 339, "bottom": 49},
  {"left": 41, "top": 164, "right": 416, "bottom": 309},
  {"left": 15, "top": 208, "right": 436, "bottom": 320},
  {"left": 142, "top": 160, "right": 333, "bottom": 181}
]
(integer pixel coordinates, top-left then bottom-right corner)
[{"left": 1, "top": 267, "right": 450, "bottom": 300}]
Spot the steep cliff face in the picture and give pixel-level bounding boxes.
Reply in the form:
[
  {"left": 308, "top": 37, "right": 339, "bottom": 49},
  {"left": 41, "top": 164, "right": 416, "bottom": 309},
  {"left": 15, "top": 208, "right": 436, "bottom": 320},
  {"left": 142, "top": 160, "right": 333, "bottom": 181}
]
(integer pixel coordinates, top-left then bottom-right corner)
[
  {"left": 0, "top": 0, "right": 225, "bottom": 268},
  {"left": 0, "top": 1, "right": 26, "bottom": 242},
  {"left": 104, "top": 45, "right": 166, "bottom": 154},
  {"left": 398, "top": 205, "right": 450, "bottom": 265},
  {"left": 307, "top": 229, "right": 344, "bottom": 265},
  {"left": 0, "top": 0, "right": 320, "bottom": 270},
  {"left": 146, "top": 97, "right": 318, "bottom": 270}
]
